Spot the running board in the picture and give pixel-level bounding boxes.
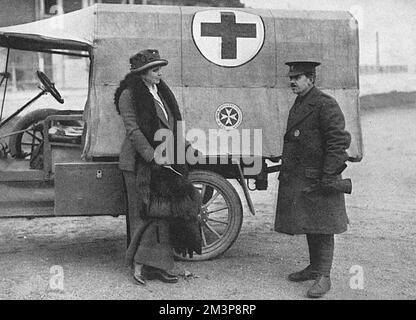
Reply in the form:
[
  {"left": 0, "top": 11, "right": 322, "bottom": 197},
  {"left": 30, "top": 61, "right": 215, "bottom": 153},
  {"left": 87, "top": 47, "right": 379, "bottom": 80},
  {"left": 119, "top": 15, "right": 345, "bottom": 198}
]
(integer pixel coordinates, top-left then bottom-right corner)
[{"left": 0, "top": 200, "right": 55, "bottom": 218}]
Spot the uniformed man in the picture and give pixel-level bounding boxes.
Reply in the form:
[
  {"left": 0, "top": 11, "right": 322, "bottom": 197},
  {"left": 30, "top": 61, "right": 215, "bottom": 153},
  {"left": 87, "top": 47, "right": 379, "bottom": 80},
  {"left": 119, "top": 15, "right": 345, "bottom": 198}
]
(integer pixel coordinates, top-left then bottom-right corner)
[{"left": 275, "top": 61, "right": 352, "bottom": 298}]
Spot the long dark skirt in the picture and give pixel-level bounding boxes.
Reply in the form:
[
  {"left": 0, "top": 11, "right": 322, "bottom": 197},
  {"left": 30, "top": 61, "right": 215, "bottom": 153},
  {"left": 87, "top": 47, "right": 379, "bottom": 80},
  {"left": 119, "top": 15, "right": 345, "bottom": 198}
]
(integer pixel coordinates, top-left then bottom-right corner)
[{"left": 122, "top": 170, "right": 174, "bottom": 271}]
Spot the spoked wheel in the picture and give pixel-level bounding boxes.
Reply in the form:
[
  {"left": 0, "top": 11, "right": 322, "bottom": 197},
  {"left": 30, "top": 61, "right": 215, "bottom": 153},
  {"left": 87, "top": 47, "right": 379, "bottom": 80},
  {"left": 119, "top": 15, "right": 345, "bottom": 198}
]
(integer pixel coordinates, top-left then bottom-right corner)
[
  {"left": 9, "top": 108, "right": 81, "bottom": 160},
  {"left": 175, "top": 170, "right": 243, "bottom": 261},
  {"left": 20, "top": 121, "right": 43, "bottom": 162},
  {"left": 9, "top": 108, "right": 59, "bottom": 159}
]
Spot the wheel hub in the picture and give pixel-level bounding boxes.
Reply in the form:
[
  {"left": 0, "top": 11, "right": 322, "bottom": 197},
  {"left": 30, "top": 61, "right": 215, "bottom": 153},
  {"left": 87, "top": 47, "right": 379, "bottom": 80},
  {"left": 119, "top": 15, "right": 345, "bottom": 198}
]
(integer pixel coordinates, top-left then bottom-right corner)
[{"left": 199, "top": 206, "right": 209, "bottom": 222}]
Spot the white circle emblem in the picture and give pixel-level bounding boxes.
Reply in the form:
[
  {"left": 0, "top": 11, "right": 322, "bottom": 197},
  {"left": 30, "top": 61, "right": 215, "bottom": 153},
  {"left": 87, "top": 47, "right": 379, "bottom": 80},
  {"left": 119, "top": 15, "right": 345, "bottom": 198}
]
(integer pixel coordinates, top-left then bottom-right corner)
[
  {"left": 192, "top": 9, "right": 265, "bottom": 67},
  {"left": 215, "top": 103, "right": 243, "bottom": 129}
]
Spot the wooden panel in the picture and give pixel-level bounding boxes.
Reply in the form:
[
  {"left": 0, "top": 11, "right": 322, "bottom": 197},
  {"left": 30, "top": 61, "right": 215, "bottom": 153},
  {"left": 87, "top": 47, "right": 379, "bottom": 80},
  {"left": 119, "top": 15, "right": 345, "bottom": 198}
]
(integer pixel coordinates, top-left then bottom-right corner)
[
  {"left": 54, "top": 162, "right": 127, "bottom": 216},
  {"left": 0, "top": 159, "right": 46, "bottom": 182},
  {"left": 51, "top": 146, "right": 83, "bottom": 173}
]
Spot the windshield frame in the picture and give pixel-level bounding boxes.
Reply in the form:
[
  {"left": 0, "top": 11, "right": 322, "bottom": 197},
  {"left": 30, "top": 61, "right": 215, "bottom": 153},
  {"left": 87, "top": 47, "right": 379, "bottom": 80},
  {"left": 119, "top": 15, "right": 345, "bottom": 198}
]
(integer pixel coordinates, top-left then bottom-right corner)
[{"left": 0, "top": 47, "right": 11, "bottom": 122}]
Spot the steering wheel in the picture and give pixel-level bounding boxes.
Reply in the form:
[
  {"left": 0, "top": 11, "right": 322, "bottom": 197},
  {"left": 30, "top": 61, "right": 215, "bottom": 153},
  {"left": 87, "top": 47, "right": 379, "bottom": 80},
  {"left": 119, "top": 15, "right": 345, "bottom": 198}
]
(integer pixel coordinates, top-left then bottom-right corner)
[{"left": 36, "top": 71, "right": 64, "bottom": 104}]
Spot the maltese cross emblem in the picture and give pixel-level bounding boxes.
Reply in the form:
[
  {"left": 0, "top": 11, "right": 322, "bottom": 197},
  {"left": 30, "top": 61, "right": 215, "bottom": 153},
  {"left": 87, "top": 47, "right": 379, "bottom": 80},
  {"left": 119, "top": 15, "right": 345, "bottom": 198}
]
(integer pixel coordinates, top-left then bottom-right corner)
[{"left": 215, "top": 103, "right": 243, "bottom": 129}]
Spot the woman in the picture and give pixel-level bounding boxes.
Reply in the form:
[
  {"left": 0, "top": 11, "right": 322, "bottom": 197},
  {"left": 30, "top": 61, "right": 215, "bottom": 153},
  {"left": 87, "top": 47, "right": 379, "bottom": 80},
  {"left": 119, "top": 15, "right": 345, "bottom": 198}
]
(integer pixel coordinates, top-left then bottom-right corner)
[{"left": 114, "top": 49, "right": 201, "bottom": 285}]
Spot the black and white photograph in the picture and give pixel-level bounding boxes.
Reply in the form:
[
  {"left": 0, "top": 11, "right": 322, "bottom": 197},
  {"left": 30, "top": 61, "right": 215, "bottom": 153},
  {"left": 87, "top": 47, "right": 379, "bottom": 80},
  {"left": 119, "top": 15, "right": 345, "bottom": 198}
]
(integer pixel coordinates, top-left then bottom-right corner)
[{"left": 0, "top": 0, "right": 414, "bottom": 304}]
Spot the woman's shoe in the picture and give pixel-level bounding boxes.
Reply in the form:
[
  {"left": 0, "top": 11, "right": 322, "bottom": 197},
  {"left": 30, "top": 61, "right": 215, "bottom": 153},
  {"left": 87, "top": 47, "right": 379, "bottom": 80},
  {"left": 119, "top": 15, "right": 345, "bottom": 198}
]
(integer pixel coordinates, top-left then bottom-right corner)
[
  {"left": 133, "top": 274, "right": 146, "bottom": 286},
  {"left": 142, "top": 267, "right": 178, "bottom": 283},
  {"left": 133, "top": 263, "right": 146, "bottom": 285}
]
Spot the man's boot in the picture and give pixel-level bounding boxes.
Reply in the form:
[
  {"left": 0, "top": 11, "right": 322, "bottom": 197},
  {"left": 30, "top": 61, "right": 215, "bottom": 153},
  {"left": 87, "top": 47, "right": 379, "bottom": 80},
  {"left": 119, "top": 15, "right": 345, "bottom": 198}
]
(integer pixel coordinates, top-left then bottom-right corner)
[
  {"left": 307, "top": 275, "right": 331, "bottom": 298},
  {"left": 288, "top": 265, "right": 319, "bottom": 282},
  {"left": 288, "top": 234, "right": 319, "bottom": 282},
  {"left": 306, "top": 234, "right": 334, "bottom": 298}
]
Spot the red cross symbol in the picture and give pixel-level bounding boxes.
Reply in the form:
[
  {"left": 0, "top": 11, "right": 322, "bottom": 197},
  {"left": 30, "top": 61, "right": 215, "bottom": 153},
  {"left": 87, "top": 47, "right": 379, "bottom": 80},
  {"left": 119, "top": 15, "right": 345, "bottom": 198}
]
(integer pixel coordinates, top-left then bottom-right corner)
[{"left": 200, "top": 12, "right": 257, "bottom": 60}]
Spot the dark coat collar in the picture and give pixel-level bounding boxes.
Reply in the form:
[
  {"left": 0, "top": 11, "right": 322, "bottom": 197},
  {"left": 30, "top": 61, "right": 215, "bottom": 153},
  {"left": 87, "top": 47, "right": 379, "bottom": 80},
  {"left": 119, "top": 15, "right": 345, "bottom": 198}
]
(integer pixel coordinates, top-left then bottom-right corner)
[
  {"left": 117, "top": 76, "right": 181, "bottom": 147},
  {"left": 286, "top": 86, "right": 321, "bottom": 133}
]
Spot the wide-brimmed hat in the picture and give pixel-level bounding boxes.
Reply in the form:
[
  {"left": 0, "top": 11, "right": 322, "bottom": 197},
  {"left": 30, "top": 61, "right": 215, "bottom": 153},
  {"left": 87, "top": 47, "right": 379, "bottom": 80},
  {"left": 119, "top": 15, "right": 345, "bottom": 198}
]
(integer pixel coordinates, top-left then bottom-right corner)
[
  {"left": 285, "top": 61, "right": 321, "bottom": 77},
  {"left": 130, "top": 49, "right": 168, "bottom": 73}
]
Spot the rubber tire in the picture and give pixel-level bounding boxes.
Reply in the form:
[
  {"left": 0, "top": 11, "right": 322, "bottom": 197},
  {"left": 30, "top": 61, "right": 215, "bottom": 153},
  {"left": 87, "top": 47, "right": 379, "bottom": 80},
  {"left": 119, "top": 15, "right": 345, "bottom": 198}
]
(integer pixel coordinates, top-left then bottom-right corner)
[
  {"left": 175, "top": 169, "right": 243, "bottom": 261},
  {"left": 9, "top": 108, "right": 79, "bottom": 158}
]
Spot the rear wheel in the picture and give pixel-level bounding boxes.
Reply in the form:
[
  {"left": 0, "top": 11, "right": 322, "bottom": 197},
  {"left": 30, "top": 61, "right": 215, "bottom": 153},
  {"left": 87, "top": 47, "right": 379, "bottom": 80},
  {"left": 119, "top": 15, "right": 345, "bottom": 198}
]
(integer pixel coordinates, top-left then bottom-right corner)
[{"left": 175, "top": 170, "right": 243, "bottom": 261}]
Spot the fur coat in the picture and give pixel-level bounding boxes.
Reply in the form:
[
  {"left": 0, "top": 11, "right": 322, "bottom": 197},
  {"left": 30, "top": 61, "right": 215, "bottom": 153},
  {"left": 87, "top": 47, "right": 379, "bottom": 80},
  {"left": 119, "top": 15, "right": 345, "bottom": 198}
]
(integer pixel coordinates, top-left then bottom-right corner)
[{"left": 115, "top": 73, "right": 202, "bottom": 258}]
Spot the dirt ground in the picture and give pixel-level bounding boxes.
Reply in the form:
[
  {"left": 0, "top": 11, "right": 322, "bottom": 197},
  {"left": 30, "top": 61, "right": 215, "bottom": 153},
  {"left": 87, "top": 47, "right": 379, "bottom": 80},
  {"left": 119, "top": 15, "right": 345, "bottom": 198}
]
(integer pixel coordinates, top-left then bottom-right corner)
[{"left": 0, "top": 105, "right": 415, "bottom": 300}]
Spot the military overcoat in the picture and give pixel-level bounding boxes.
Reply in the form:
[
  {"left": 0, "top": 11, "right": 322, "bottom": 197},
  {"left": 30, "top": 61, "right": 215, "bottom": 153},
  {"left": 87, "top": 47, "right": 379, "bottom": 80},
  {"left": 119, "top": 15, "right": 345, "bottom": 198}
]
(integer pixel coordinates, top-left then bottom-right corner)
[{"left": 274, "top": 86, "right": 351, "bottom": 235}]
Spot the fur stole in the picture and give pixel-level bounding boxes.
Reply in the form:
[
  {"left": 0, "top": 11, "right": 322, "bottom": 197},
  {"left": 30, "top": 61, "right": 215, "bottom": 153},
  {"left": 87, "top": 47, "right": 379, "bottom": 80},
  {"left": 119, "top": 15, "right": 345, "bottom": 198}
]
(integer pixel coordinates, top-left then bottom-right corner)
[
  {"left": 148, "top": 167, "right": 203, "bottom": 257},
  {"left": 114, "top": 73, "right": 181, "bottom": 149}
]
